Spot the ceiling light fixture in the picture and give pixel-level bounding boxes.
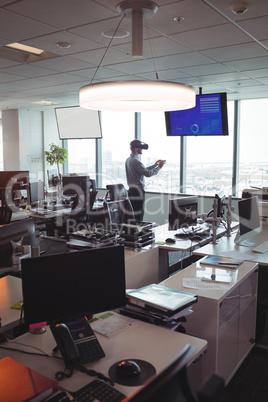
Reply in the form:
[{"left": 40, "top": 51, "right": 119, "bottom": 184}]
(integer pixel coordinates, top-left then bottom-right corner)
[
  {"left": 101, "top": 29, "right": 130, "bottom": 39},
  {"left": 5, "top": 43, "right": 44, "bottom": 55},
  {"left": 79, "top": 0, "right": 196, "bottom": 112},
  {"left": 174, "top": 16, "right": 185, "bottom": 23},
  {"left": 57, "top": 42, "right": 71, "bottom": 49},
  {"left": 231, "top": 3, "right": 248, "bottom": 15}
]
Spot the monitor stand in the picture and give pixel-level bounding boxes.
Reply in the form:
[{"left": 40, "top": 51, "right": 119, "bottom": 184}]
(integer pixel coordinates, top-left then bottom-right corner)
[
  {"left": 234, "top": 230, "right": 256, "bottom": 247},
  {"left": 30, "top": 327, "right": 46, "bottom": 334}
]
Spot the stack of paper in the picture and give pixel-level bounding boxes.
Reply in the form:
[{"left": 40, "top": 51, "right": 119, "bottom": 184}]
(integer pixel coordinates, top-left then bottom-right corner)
[{"left": 126, "top": 283, "right": 197, "bottom": 316}]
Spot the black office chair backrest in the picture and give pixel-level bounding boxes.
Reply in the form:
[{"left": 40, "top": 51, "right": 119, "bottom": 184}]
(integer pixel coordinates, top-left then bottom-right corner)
[
  {"left": 104, "top": 199, "right": 135, "bottom": 231},
  {"left": 106, "top": 184, "right": 128, "bottom": 201},
  {"left": 0, "top": 190, "right": 12, "bottom": 224},
  {"left": 124, "top": 344, "right": 227, "bottom": 402},
  {"left": 124, "top": 344, "right": 198, "bottom": 402}
]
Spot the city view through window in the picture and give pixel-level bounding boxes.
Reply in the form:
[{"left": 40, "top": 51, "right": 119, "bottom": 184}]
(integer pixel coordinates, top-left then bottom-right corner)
[
  {"left": 0, "top": 100, "right": 267, "bottom": 200},
  {"left": 67, "top": 98, "right": 268, "bottom": 198}
]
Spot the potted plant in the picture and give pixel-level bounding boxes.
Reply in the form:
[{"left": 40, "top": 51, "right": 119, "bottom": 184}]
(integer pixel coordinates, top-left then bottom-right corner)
[{"left": 45, "top": 143, "right": 68, "bottom": 179}]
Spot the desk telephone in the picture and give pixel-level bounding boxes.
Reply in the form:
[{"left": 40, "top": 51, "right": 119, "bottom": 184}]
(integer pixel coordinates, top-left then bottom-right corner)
[{"left": 50, "top": 317, "right": 105, "bottom": 370}]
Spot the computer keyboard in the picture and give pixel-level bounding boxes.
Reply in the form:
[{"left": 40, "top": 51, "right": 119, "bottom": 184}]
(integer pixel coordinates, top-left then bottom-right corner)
[
  {"left": 47, "top": 379, "right": 126, "bottom": 402},
  {"left": 72, "top": 380, "right": 126, "bottom": 401},
  {"left": 252, "top": 241, "right": 268, "bottom": 254},
  {"left": 174, "top": 224, "right": 210, "bottom": 239}
]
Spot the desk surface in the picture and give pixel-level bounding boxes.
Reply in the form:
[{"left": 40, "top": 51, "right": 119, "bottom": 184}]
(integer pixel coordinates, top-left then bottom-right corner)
[
  {"left": 160, "top": 259, "right": 258, "bottom": 302},
  {"left": 194, "top": 226, "right": 268, "bottom": 266},
  {"left": 0, "top": 316, "right": 207, "bottom": 397},
  {"left": 154, "top": 222, "right": 238, "bottom": 252}
]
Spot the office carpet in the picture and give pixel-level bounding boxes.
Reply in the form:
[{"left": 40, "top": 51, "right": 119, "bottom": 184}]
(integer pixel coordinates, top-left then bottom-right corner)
[{"left": 226, "top": 347, "right": 268, "bottom": 402}]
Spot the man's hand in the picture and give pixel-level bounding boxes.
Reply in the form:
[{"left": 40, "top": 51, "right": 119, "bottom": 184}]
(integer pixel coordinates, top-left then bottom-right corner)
[{"left": 157, "top": 160, "right": 166, "bottom": 168}]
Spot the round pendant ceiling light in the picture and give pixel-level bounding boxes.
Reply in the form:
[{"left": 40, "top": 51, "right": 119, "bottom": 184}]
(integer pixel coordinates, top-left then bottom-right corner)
[
  {"left": 79, "top": 0, "right": 196, "bottom": 112},
  {"left": 80, "top": 80, "right": 196, "bottom": 112}
]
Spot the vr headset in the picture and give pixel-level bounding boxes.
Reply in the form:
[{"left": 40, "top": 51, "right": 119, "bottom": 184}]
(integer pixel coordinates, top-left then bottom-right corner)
[{"left": 130, "top": 140, "right": 149, "bottom": 150}]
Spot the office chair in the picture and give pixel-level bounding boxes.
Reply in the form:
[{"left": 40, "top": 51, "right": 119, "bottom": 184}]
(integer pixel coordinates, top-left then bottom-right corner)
[
  {"left": 0, "top": 218, "right": 36, "bottom": 271},
  {"left": 55, "top": 181, "right": 98, "bottom": 237},
  {"left": 105, "top": 183, "right": 128, "bottom": 201},
  {"left": 0, "top": 189, "right": 12, "bottom": 224},
  {"left": 125, "top": 344, "right": 227, "bottom": 402},
  {"left": 103, "top": 198, "right": 135, "bottom": 232},
  {"left": 103, "top": 183, "right": 136, "bottom": 231}
]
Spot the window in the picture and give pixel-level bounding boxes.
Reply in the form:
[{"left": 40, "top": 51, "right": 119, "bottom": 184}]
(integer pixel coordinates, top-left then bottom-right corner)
[
  {"left": 66, "top": 139, "right": 96, "bottom": 177},
  {"left": 101, "top": 111, "right": 134, "bottom": 188},
  {"left": 185, "top": 101, "right": 234, "bottom": 196},
  {"left": 238, "top": 99, "right": 268, "bottom": 196},
  {"left": 141, "top": 112, "right": 181, "bottom": 193}
]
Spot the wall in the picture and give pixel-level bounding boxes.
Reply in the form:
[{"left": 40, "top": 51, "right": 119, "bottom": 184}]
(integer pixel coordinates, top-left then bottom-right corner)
[
  {"left": 2, "top": 110, "right": 20, "bottom": 170},
  {"left": 19, "top": 110, "right": 43, "bottom": 181},
  {"left": 2, "top": 109, "right": 43, "bottom": 180}
]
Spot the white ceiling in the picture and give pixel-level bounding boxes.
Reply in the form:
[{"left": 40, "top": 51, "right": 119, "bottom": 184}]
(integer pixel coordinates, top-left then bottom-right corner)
[{"left": 0, "top": 0, "right": 268, "bottom": 111}]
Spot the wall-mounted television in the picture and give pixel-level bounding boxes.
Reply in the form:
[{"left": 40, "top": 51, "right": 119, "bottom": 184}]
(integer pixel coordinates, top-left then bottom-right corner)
[
  {"left": 55, "top": 106, "right": 102, "bottom": 140},
  {"left": 165, "top": 93, "right": 228, "bottom": 136}
]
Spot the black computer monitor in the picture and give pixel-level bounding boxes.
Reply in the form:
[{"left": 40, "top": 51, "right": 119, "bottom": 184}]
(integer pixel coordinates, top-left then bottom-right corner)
[
  {"left": 234, "top": 196, "right": 261, "bottom": 246},
  {"left": 0, "top": 218, "right": 36, "bottom": 267},
  {"left": 89, "top": 178, "right": 96, "bottom": 192},
  {"left": 0, "top": 170, "right": 29, "bottom": 204},
  {"left": 47, "top": 169, "right": 59, "bottom": 188},
  {"left": 215, "top": 190, "right": 226, "bottom": 218},
  {"left": 21, "top": 245, "right": 126, "bottom": 328},
  {"left": 0, "top": 170, "right": 29, "bottom": 187},
  {"left": 29, "top": 181, "right": 44, "bottom": 204},
  {"left": 62, "top": 175, "right": 90, "bottom": 196},
  {"left": 168, "top": 196, "right": 198, "bottom": 231}
]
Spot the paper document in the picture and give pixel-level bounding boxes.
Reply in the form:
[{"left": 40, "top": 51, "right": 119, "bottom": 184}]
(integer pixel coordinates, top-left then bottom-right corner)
[
  {"left": 91, "top": 311, "right": 136, "bottom": 337},
  {"left": 183, "top": 278, "right": 231, "bottom": 290}
]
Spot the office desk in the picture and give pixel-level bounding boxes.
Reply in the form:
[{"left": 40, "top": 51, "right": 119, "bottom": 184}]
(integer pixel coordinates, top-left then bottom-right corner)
[
  {"left": 154, "top": 223, "right": 238, "bottom": 281},
  {"left": 0, "top": 317, "right": 207, "bottom": 397},
  {"left": 29, "top": 200, "right": 105, "bottom": 237},
  {"left": 160, "top": 259, "right": 258, "bottom": 385},
  {"left": 193, "top": 226, "right": 268, "bottom": 266},
  {"left": 0, "top": 276, "right": 22, "bottom": 333},
  {"left": 124, "top": 247, "right": 159, "bottom": 289}
]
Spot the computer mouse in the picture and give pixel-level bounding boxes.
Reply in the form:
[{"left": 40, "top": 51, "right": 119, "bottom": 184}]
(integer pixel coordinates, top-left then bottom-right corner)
[
  {"left": 165, "top": 237, "right": 176, "bottom": 244},
  {"left": 115, "top": 360, "right": 141, "bottom": 377}
]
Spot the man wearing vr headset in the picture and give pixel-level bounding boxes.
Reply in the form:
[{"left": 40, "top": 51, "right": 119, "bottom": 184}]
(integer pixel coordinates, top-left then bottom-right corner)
[{"left": 125, "top": 139, "right": 166, "bottom": 221}]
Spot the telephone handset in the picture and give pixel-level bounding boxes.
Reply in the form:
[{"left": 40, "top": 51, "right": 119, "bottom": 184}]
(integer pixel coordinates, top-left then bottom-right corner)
[
  {"left": 50, "top": 317, "right": 105, "bottom": 369},
  {"left": 51, "top": 323, "right": 80, "bottom": 369}
]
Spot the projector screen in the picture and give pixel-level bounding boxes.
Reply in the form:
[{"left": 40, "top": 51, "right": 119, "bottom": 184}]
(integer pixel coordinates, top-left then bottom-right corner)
[{"left": 55, "top": 106, "right": 102, "bottom": 139}]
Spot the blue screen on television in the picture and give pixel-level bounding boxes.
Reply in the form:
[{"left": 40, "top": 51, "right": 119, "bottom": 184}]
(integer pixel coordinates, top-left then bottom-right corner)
[{"left": 165, "top": 93, "right": 228, "bottom": 136}]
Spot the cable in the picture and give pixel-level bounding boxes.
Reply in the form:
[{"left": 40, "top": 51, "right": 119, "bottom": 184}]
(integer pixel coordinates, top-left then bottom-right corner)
[
  {"left": 0, "top": 344, "right": 61, "bottom": 359},
  {"left": 76, "top": 363, "right": 114, "bottom": 386}
]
